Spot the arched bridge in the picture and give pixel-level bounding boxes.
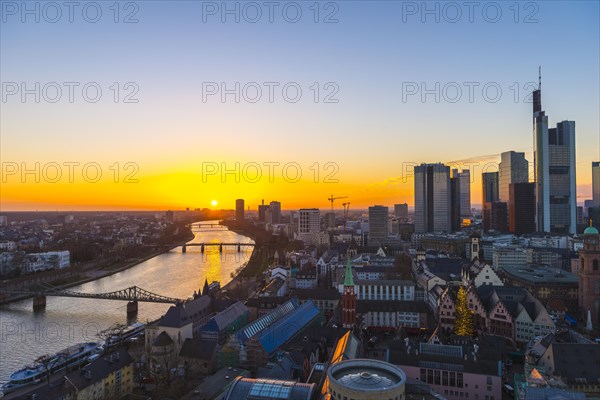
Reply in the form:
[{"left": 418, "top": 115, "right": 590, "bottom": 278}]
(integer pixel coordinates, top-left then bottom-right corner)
[
  {"left": 181, "top": 242, "right": 255, "bottom": 253},
  {"left": 1, "top": 285, "right": 185, "bottom": 314}
]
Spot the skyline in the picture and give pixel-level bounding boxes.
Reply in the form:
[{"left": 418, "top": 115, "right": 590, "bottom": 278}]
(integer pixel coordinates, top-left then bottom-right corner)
[{"left": 1, "top": 1, "right": 599, "bottom": 211}]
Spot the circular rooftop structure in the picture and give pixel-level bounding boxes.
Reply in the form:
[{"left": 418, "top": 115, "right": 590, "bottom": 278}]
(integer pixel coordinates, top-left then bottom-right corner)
[
  {"left": 584, "top": 226, "right": 599, "bottom": 235},
  {"left": 327, "top": 359, "right": 406, "bottom": 400}
]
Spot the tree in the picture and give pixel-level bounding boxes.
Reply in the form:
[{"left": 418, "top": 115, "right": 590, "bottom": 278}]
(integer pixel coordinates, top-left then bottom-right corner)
[
  {"left": 454, "top": 286, "right": 474, "bottom": 337},
  {"left": 35, "top": 353, "right": 62, "bottom": 384}
]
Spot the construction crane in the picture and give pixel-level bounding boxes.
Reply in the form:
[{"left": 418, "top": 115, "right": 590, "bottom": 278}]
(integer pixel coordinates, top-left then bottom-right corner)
[
  {"left": 327, "top": 195, "right": 348, "bottom": 214},
  {"left": 327, "top": 195, "right": 348, "bottom": 230},
  {"left": 342, "top": 202, "right": 350, "bottom": 233}
]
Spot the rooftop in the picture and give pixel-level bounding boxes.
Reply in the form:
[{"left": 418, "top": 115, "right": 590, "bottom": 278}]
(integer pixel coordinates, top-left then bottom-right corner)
[
  {"left": 501, "top": 265, "right": 578, "bottom": 286},
  {"left": 328, "top": 359, "right": 406, "bottom": 392},
  {"left": 224, "top": 377, "right": 314, "bottom": 400}
]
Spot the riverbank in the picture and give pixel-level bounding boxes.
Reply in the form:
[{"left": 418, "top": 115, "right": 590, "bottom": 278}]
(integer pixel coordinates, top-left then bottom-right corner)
[
  {"left": 0, "top": 229, "right": 195, "bottom": 306},
  {"left": 218, "top": 220, "right": 288, "bottom": 299}
]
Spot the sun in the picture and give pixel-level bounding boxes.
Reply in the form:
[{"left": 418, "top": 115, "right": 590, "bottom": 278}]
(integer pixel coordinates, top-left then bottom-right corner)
[{"left": 211, "top": 200, "right": 218, "bottom": 207}]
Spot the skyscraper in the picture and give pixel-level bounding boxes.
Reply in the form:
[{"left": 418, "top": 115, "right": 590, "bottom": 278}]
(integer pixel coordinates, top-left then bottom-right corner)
[
  {"left": 258, "top": 200, "right": 268, "bottom": 222},
  {"left": 368, "top": 205, "right": 389, "bottom": 245},
  {"left": 499, "top": 151, "right": 529, "bottom": 203},
  {"left": 450, "top": 169, "right": 471, "bottom": 231},
  {"left": 481, "top": 172, "right": 508, "bottom": 231},
  {"left": 414, "top": 163, "right": 451, "bottom": 233},
  {"left": 593, "top": 162, "right": 600, "bottom": 207},
  {"left": 450, "top": 172, "right": 461, "bottom": 232},
  {"left": 533, "top": 75, "right": 577, "bottom": 234},
  {"left": 235, "top": 199, "right": 244, "bottom": 221},
  {"left": 394, "top": 203, "right": 408, "bottom": 219},
  {"left": 482, "top": 172, "right": 499, "bottom": 203},
  {"left": 459, "top": 169, "right": 471, "bottom": 218},
  {"left": 509, "top": 182, "right": 535, "bottom": 235},
  {"left": 270, "top": 201, "right": 281, "bottom": 224},
  {"left": 298, "top": 208, "right": 320, "bottom": 244}
]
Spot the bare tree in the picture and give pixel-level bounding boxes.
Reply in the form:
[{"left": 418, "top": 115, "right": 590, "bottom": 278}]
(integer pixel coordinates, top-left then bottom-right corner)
[
  {"left": 35, "top": 353, "right": 60, "bottom": 384},
  {"left": 97, "top": 323, "right": 127, "bottom": 350}
]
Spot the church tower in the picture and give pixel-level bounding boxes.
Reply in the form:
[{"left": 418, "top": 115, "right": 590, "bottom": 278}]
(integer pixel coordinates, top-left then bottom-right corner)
[
  {"left": 342, "top": 258, "right": 356, "bottom": 329},
  {"left": 579, "top": 222, "right": 600, "bottom": 328}
]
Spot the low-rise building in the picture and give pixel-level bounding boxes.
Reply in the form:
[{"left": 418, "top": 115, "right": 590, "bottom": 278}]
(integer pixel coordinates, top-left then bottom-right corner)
[
  {"left": 357, "top": 300, "right": 430, "bottom": 332},
  {"left": 501, "top": 264, "right": 579, "bottom": 312},
  {"left": 199, "top": 301, "right": 249, "bottom": 344},
  {"left": 389, "top": 338, "right": 504, "bottom": 400}
]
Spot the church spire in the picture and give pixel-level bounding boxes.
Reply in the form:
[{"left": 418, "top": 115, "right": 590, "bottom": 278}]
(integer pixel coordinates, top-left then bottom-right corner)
[
  {"left": 202, "top": 278, "right": 210, "bottom": 296},
  {"left": 344, "top": 256, "right": 354, "bottom": 287}
]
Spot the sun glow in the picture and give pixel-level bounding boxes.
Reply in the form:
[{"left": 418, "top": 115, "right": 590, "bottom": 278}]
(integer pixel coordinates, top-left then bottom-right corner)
[{"left": 211, "top": 200, "right": 218, "bottom": 207}]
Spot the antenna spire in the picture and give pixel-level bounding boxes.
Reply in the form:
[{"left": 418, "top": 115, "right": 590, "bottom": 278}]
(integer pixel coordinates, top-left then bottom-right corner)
[{"left": 538, "top": 66, "right": 541, "bottom": 91}]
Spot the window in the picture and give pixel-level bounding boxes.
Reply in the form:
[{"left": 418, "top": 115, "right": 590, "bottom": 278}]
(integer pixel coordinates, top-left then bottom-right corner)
[
  {"left": 442, "top": 371, "right": 449, "bottom": 386},
  {"left": 594, "top": 260, "right": 599, "bottom": 271},
  {"left": 427, "top": 369, "right": 434, "bottom": 384},
  {"left": 457, "top": 373, "right": 463, "bottom": 388}
]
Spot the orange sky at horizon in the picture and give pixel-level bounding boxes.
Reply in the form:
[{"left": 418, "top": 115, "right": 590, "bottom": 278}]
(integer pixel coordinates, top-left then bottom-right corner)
[{"left": 0, "top": 157, "right": 594, "bottom": 212}]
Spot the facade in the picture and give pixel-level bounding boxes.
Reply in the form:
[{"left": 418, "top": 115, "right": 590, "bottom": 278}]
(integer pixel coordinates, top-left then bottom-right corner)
[
  {"left": 337, "top": 269, "right": 416, "bottom": 301},
  {"left": 593, "top": 161, "right": 600, "bottom": 206},
  {"left": 24, "top": 250, "right": 70, "bottom": 273},
  {"left": 390, "top": 340, "right": 502, "bottom": 400},
  {"left": 461, "top": 261, "right": 503, "bottom": 287},
  {"left": 439, "top": 285, "right": 554, "bottom": 344},
  {"left": 578, "top": 226, "right": 600, "bottom": 328},
  {"left": 459, "top": 170, "right": 471, "bottom": 218},
  {"left": 533, "top": 84, "right": 577, "bottom": 234},
  {"left": 270, "top": 201, "right": 282, "bottom": 224},
  {"left": 499, "top": 151, "right": 529, "bottom": 203},
  {"left": 258, "top": 203, "right": 269, "bottom": 222},
  {"left": 368, "top": 205, "right": 389, "bottom": 245},
  {"left": 357, "top": 300, "right": 429, "bottom": 330},
  {"left": 509, "top": 182, "right": 536, "bottom": 235},
  {"left": 450, "top": 172, "right": 461, "bottom": 232},
  {"left": 482, "top": 172, "right": 501, "bottom": 232},
  {"left": 298, "top": 208, "right": 320, "bottom": 244},
  {"left": 414, "top": 163, "right": 451, "bottom": 233},
  {"left": 236, "top": 199, "right": 245, "bottom": 221},
  {"left": 394, "top": 203, "right": 408, "bottom": 218},
  {"left": 327, "top": 359, "right": 406, "bottom": 400},
  {"left": 492, "top": 245, "right": 527, "bottom": 270}
]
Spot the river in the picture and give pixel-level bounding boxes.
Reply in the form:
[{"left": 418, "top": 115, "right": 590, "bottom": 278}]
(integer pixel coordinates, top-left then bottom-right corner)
[{"left": 0, "top": 221, "right": 254, "bottom": 385}]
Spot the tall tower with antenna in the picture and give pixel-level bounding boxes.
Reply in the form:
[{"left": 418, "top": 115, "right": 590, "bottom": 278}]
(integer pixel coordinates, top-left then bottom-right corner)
[{"left": 532, "top": 68, "right": 577, "bottom": 234}]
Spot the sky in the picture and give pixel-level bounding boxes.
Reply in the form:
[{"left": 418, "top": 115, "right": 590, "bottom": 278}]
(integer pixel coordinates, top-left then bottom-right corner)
[{"left": 1, "top": 0, "right": 599, "bottom": 211}]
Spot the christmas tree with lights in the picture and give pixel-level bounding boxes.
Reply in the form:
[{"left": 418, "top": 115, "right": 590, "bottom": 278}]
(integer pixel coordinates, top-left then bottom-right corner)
[{"left": 454, "top": 286, "right": 474, "bottom": 336}]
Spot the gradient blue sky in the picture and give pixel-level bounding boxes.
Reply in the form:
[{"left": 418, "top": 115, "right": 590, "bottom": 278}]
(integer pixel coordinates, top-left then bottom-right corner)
[{"left": 1, "top": 0, "right": 599, "bottom": 210}]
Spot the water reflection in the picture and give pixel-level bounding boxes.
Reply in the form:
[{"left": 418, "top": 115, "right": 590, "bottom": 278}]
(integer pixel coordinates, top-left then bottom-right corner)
[{"left": 0, "top": 221, "right": 253, "bottom": 383}]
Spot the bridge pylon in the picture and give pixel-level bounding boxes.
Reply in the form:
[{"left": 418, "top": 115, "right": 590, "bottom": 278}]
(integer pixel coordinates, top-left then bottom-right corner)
[
  {"left": 33, "top": 295, "right": 46, "bottom": 311},
  {"left": 127, "top": 300, "right": 138, "bottom": 314},
  {"left": 182, "top": 245, "right": 187, "bottom": 253}
]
